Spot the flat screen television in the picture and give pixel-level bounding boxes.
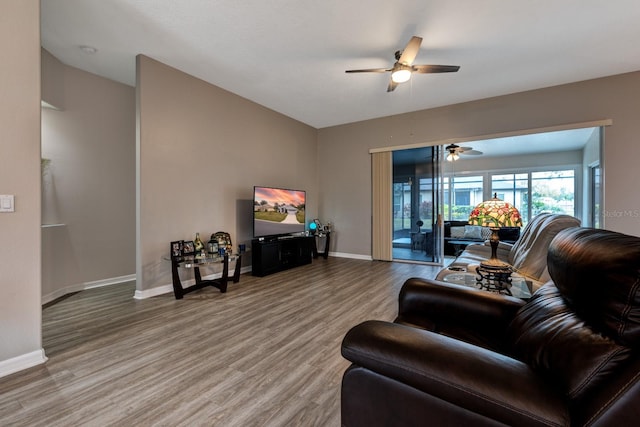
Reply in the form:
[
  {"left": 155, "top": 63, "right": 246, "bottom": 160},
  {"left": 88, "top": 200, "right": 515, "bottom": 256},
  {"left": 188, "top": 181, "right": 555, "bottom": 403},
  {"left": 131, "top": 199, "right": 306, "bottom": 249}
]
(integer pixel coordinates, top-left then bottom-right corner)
[{"left": 253, "top": 186, "right": 306, "bottom": 239}]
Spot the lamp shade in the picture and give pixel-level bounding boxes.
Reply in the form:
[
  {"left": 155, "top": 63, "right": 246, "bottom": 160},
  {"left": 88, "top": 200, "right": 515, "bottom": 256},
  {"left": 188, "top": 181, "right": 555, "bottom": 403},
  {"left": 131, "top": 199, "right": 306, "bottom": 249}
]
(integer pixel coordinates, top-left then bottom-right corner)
[
  {"left": 468, "top": 193, "right": 522, "bottom": 228},
  {"left": 446, "top": 152, "right": 459, "bottom": 162},
  {"left": 391, "top": 68, "right": 411, "bottom": 83}
]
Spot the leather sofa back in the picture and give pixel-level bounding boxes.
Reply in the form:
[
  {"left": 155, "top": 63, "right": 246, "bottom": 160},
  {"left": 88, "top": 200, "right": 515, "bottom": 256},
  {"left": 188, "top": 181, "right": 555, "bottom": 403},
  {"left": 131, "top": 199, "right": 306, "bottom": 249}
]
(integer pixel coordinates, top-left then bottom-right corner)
[
  {"left": 547, "top": 227, "right": 640, "bottom": 347},
  {"left": 508, "top": 228, "right": 640, "bottom": 401},
  {"left": 508, "top": 213, "right": 581, "bottom": 281}
]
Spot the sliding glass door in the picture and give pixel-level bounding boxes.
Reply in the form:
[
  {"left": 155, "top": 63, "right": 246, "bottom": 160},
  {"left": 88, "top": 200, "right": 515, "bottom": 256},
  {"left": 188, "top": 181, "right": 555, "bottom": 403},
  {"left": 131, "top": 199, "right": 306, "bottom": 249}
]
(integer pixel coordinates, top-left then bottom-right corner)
[{"left": 391, "top": 147, "right": 441, "bottom": 263}]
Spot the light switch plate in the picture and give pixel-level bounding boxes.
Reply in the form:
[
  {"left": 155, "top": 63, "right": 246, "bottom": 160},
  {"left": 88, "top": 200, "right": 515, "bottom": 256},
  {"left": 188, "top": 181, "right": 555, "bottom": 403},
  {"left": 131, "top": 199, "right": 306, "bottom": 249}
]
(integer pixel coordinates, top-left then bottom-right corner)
[{"left": 0, "top": 195, "right": 15, "bottom": 212}]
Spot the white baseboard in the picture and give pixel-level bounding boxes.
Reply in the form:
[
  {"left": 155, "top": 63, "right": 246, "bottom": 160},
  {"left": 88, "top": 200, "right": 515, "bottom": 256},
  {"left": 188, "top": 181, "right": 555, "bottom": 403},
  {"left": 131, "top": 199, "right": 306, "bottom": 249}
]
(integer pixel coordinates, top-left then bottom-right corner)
[
  {"left": 0, "top": 349, "right": 48, "bottom": 379},
  {"left": 327, "top": 251, "right": 373, "bottom": 260},
  {"left": 84, "top": 274, "right": 136, "bottom": 289},
  {"left": 42, "top": 274, "right": 136, "bottom": 305},
  {"left": 134, "top": 266, "right": 253, "bottom": 300},
  {"left": 133, "top": 284, "right": 173, "bottom": 300}
]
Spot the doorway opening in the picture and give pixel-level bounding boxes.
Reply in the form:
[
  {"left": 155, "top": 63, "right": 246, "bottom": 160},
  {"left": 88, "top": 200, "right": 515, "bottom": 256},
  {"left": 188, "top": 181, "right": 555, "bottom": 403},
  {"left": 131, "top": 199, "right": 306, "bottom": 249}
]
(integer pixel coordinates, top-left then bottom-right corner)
[{"left": 389, "top": 124, "right": 604, "bottom": 264}]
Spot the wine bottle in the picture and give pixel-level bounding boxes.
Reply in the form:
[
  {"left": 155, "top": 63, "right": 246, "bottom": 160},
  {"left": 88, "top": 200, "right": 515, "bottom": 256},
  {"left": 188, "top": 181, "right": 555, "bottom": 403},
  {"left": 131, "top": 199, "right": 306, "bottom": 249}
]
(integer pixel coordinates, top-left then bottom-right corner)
[{"left": 194, "top": 233, "right": 204, "bottom": 252}]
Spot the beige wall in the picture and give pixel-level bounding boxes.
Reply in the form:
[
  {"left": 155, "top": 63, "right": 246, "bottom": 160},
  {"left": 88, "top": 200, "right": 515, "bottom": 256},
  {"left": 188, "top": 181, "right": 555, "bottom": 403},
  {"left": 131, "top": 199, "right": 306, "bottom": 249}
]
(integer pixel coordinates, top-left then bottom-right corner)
[
  {"left": 136, "top": 56, "right": 318, "bottom": 294},
  {"left": 318, "top": 72, "right": 640, "bottom": 256},
  {"left": 0, "top": 0, "right": 45, "bottom": 372},
  {"left": 41, "top": 51, "right": 136, "bottom": 303}
]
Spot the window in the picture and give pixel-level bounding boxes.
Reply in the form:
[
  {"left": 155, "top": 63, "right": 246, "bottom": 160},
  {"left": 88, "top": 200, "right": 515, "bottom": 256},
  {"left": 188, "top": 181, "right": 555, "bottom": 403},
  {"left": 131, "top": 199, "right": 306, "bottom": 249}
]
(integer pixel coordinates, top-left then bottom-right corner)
[
  {"left": 492, "top": 169, "right": 575, "bottom": 225},
  {"left": 530, "top": 170, "right": 575, "bottom": 217},
  {"left": 444, "top": 175, "right": 483, "bottom": 221},
  {"left": 590, "top": 164, "right": 601, "bottom": 228},
  {"left": 393, "top": 181, "right": 412, "bottom": 231},
  {"left": 455, "top": 190, "right": 470, "bottom": 206},
  {"left": 446, "top": 169, "right": 576, "bottom": 225},
  {"left": 418, "top": 177, "right": 435, "bottom": 226},
  {"left": 492, "top": 173, "right": 529, "bottom": 223}
]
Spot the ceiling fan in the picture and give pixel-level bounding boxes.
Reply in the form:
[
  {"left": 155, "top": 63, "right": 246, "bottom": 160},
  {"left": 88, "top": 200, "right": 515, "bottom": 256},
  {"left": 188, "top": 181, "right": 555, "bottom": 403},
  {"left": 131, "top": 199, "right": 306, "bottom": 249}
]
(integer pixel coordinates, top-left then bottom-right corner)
[
  {"left": 445, "top": 144, "right": 483, "bottom": 161},
  {"left": 345, "top": 36, "right": 460, "bottom": 92}
]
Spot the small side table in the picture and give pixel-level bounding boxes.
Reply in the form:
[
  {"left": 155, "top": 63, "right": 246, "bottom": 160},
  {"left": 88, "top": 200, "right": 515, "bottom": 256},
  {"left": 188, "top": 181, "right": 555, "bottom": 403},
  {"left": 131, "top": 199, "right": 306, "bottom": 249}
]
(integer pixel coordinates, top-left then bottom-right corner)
[
  {"left": 312, "top": 232, "right": 331, "bottom": 259},
  {"left": 166, "top": 253, "right": 242, "bottom": 299},
  {"left": 475, "top": 264, "right": 513, "bottom": 295},
  {"left": 441, "top": 269, "right": 532, "bottom": 300}
]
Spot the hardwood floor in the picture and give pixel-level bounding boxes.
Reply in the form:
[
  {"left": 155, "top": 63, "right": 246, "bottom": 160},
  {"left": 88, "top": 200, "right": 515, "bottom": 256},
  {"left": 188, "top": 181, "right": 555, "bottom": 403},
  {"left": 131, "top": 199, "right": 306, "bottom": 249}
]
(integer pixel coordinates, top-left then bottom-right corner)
[{"left": 0, "top": 258, "right": 440, "bottom": 426}]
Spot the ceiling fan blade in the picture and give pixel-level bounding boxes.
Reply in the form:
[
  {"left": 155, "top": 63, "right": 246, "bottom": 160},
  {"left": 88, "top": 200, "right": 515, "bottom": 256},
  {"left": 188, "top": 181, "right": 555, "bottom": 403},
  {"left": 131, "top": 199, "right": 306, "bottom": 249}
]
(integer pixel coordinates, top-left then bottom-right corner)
[
  {"left": 412, "top": 64, "right": 460, "bottom": 73},
  {"left": 345, "top": 68, "right": 391, "bottom": 73},
  {"left": 398, "top": 36, "right": 422, "bottom": 65},
  {"left": 458, "top": 146, "right": 473, "bottom": 152},
  {"left": 387, "top": 79, "right": 398, "bottom": 92},
  {"left": 463, "top": 150, "right": 483, "bottom": 155}
]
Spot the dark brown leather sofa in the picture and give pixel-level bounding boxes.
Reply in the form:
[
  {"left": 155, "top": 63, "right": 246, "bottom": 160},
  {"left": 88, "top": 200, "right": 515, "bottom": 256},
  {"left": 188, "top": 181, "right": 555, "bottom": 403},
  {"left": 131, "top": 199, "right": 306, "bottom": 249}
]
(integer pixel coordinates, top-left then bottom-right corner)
[{"left": 341, "top": 227, "right": 640, "bottom": 426}]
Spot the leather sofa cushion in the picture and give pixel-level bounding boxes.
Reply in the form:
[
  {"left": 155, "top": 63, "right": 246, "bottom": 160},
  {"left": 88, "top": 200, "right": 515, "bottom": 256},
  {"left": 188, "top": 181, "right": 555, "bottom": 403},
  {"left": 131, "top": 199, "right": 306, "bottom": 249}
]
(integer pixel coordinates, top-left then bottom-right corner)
[
  {"left": 508, "top": 282, "right": 632, "bottom": 400},
  {"left": 547, "top": 227, "right": 640, "bottom": 347}
]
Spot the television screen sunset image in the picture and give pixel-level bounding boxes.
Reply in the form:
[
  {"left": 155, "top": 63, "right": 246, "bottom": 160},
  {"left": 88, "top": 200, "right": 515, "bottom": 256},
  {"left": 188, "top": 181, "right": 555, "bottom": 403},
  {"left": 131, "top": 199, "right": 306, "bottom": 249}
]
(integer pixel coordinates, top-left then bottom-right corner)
[{"left": 253, "top": 186, "right": 306, "bottom": 238}]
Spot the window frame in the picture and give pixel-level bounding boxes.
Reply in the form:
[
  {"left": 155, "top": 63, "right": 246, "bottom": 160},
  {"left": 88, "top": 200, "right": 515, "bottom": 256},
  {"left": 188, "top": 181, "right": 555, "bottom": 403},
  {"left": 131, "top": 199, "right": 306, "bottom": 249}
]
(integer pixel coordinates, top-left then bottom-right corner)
[{"left": 444, "top": 164, "right": 581, "bottom": 225}]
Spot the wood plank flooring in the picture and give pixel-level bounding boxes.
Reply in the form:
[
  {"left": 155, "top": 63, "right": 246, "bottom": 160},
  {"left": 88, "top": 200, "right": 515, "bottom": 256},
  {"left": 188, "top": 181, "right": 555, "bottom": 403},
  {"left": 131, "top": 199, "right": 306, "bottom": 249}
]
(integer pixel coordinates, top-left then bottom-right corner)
[{"left": 0, "top": 258, "right": 440, "bottom": 426}]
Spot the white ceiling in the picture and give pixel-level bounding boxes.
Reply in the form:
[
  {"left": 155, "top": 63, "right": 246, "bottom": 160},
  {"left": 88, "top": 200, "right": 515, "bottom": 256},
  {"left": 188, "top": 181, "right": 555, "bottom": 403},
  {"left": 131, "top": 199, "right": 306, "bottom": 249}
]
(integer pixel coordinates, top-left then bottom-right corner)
[{"left": 40, "top": 1, "right": 640, "bottom": 129}]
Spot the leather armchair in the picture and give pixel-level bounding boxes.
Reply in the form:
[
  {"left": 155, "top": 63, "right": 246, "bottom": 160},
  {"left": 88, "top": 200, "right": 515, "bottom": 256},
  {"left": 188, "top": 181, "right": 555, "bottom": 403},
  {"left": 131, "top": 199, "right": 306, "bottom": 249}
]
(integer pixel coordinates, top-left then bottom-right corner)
[{"left": 341, "top": 228, "right": 640, "bottom": 426}]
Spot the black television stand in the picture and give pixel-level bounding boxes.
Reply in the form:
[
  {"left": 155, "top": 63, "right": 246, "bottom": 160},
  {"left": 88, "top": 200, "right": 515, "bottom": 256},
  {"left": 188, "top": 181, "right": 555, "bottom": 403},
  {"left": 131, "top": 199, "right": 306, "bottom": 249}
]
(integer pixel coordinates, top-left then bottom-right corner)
[{"left": 252, "top": 235, "right": 314, "bottom": 277}]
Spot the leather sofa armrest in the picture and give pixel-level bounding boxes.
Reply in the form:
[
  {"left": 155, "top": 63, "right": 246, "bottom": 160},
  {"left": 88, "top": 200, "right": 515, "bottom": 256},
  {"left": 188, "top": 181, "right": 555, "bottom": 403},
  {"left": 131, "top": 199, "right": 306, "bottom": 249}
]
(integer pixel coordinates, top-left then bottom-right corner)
[
  {"left": 342, "top": 320, "right": 567, "bottom": 426},
  {"left": 396, "top": 277, "right": 525, "bottom": 333}
]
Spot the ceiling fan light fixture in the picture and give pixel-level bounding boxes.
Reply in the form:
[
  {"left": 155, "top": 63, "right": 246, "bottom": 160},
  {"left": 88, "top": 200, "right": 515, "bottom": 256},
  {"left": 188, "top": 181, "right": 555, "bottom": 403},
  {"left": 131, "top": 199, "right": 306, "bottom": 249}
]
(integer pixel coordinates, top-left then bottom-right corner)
[
  {"left": 391, "top": 67, "right": 412, "bottom": 83},
  {"left": 446, "top": 152, "right": 459, "bottom": 162}
]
